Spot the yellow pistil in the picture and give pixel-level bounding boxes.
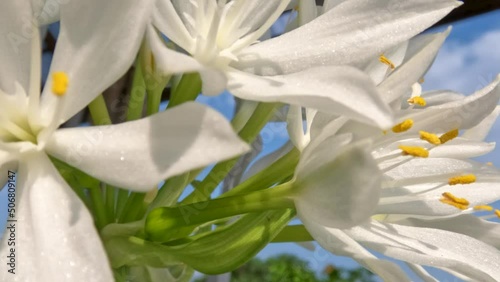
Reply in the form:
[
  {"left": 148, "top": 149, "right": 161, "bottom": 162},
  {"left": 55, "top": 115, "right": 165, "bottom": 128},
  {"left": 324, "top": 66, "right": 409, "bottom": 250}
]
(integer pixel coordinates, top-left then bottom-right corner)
[
  {"left": 419, "top": 131, "right": 441, "bottom": 145},
  {"left": 440, "top": 192, "right": 469, "bottom": 210},
  {"left": 379, "top": 54, "right": 395, "bottom": 70},
  {"left": 474, "top": 205, "right": 493, "bottom": 211},
  {"left": 418, "top": 77, "right": 425, "bottom": 83},
  {"left": 439, "top": 129, "right": 459, "bottom": 144},
  {"left": 407, "top": 96, "right": 427, "bottom": 106},
  {"left": 495, "top": 210, "right": 500, "bottom": 219},
  {"left": 399, "top": 145, "right": 429, "bottom": 158},
  {"left": 52, "top": 72, "right": 69, "bottom": 96},
  {"left": 448, "top": 174, "right": 477, "bottom": 185},
  {"left": 392, "top": 119, "right": 414, "bottom": 133}
]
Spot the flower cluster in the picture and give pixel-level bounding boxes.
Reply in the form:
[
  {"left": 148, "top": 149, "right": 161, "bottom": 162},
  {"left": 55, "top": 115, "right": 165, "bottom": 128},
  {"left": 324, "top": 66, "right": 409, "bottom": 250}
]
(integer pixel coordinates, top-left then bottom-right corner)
[{"left": 0, "top": 0, "right": 499, "bottom": 281}]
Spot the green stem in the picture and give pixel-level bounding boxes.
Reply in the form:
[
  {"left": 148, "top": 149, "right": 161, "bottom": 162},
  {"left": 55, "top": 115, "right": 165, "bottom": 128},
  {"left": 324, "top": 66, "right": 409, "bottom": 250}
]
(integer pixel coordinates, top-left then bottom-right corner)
[
  {"left": 116, "top": 189, "right": 129, "bottom": 220},
  {"left": 150, "top": 174, "right": 189, "bottom": 210},
  {"left": 126, "top": 60, "right": 147, "bottom": 121},
  {"left": 146, "top": 80, "right": 168, "bottom": 116},
  {"left": 271, "top": 225, "right": 314, "bottom": 242},
  {"left": 89, "top": 186, "right": 108, "bottom": 229},
  {"left": 88, "top": 94, "right": 112, "bottom": 125},
  {"left": 145, "top": 182, "right": 294, "bottom": 242},
  {"left": 182, "top": 103, "right": 278, "bottom": 204},
  {"left": 119, "top": 192, "right": 147, "bottom": 223},
  {"left": 105, "top": 185, "right": 116, "bottom": 223},
  {"left": 222, "top": 147, "right": 300, "bottom": 198},
  {"left": 168, "top": 73, "right": 201, "bottom": 108}
]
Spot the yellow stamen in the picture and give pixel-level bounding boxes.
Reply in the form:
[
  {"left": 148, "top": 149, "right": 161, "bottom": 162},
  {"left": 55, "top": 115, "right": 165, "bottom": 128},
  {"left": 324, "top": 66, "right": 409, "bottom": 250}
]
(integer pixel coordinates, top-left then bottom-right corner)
[
  {"left": 487, "top": 162, "right": 493, "bottom": 166},
  {"left": 440, "top": 192, "right": 469, "bottom": 210},
  {"left": 419, "top": 131, "right": 441, "bottom": 145},
  {"left": 399, "top": 145, "right": 429, "bottom": 158},
  {"left": 407, "top": 96, "right": 427, "bottom": 106},
  {"left": 474, "top": 205, "right": 493, "bottom": 211},
  {"left": 52, "top": 72, "right": 69, "bottom": 96},
  {"left": 448, "top": 174, "right": 476, "bottom": 185},
  {"left": 382, "top": 130, "right": 387, "bottom": 135},
  {"left": 419, "top": 77, "right": 425, "bottom": 83},
  {"left": 379, "top": 54, "right": 395, "bottom": 70},
  {"left": 439, "top": 129, "right": 459, "bottom": 144},
  {"left": 495, "top": 210, "right": 500, "bottom": 219},
  {"left": 392, "top": 119, "right": 414, "bottom": 133}
]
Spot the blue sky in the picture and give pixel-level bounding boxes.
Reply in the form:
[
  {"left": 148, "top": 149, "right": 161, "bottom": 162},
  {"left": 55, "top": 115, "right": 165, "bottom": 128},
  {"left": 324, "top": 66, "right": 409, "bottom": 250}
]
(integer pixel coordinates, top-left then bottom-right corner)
[{"left": 1, "top": 7, "right": 500, "bottom": 282}]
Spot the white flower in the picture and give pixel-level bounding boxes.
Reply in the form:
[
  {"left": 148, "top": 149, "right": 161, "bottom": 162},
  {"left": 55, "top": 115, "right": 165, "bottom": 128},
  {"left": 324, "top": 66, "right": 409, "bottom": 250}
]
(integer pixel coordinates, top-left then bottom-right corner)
[
  {"left": 0, "top": 1, "right": 249, "bottom": 281},
  {"left": 148, "top": 0, "right": 461, "bottom": 128},
  {"left": 286, "top": 28, "right": 500, "bottom": 280}
]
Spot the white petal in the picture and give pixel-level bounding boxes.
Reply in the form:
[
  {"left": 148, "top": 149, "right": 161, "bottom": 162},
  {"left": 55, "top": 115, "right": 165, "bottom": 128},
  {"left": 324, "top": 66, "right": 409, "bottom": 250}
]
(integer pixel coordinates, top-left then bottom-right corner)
[
  {"left": 0, "top": 151, "right": 16, "bottom": 190},
  {"left": 154, "top": 0, "right": 194, "bottom": 52},
  {"left": 348, "top": 221, "right": 500, "bottom": 281},
  {"left": 378, "top": 28, "right": 450, "bottom": 103},
  {"left": 409, "top": 75, "right": 500, "bottom": 133},
  {"left": 31, "top": 0, "right": 60, "bottom": 25},
  {"left": 378, "top": 168, "right": 500, "bottom": 217},
  {"left": 227, "top": 67, "right": 394, "bottom": 128},
  {"left": 40, "top": 0, "right": 153, "bottom": 126},
  {"left": 287, "top": 105, "right": 307, "bottom": 151},
  {"left": 0, "top": 153, "right": 112, "bottom": 281},
  {"left": 46, "top": 102, "right": 250, "bottom": 191},
  {"left": 234, "top": 0, "right": 460, "bottom": 75},
  {"left": 462, "top": 106, "right": 500, "bottom": 141},
  {"left": 420, "top": 90, "right": 465, "bottom": 106},
  {"left": 429, "top": 138, "right": 495, "bottom": 159},
  {"left": 363, "top": 41, "right": 409, "bottom": 85},
  {"left": 0, "top": 2, "right": 32, "bottom": 93},
  {"left": 295, "top": 139, "right": 381, "bottom": 228},
  {"left": 147, "top": 25, "right": 226, "bottom": 95},
  {"left": 303, "top": 220, "right": 410, "bottom": 281},
  {"left": 402, "top": 215, "right": 500, "bottom": 249}
]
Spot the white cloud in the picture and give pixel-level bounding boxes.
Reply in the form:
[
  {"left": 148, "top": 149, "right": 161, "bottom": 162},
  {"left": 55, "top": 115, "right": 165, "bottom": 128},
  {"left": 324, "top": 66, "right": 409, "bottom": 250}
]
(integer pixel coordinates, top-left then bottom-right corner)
[{"left": 423, "top": 29, "right": 500, "bottom": 94}]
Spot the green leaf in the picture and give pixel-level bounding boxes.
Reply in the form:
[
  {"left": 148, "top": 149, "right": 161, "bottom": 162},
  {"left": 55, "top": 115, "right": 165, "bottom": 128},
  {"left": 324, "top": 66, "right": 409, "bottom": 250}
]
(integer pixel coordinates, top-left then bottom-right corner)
[{"left": 167, "top": 209, "right": 295, "bottom": 274}]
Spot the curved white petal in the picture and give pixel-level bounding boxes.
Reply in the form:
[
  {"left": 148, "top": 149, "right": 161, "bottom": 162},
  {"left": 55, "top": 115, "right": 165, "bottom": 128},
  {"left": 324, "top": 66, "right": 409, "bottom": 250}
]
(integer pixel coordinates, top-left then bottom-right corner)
[
  {"left": 378, "top": 167, "right": 500, "bottom": 217},
  {"left": 408, "top": 75, "right": 500, "bottom": 133},
  {"left": 462, "top": 106, "right": 500, "bottom": 141},
  {"left": 40, "top": 0, "right": 153, "bottom": 126},
  {"left": 303, "top": 220, "right": 410, "bottom": 281},
  {"left": 429, "top": 139, "right": 495, "bottom": 159},
  {"left": 31, "top": 0, "right": 60, "bottom": 25},
  {"left": 402, "top": 215, "right": 500, "bottom": 249},
  {"left": 295, "top": 139, "right": 381, "bottom": 228},
  {"left": 348, "top": 221, "right": 500, "bottom": 281},
  {"left": 154, "top": 0, "right": 194, "bottom": 52},
  {"left": 227, "top": 67, "right": 394, "bottom": 129},
  {"left": 234, "top": 0, "right": 460, "bottom": 75},
  {"left": 0, "top": 153, "right": 112, "bottom": 281},
  {"left": 0, "top": 150, "right": 17, "bottom": 189},
  {"left": 0, "top": 2, "right": 32, "bottom": 93},
  {"left": 46, "top": 102, "right": 250, "bottom": 191},
  {"left": 378, "top": 28, "right": 450, "bottom": 103},
  {"left": 420, "top": 90, "right": 465, "bottom": 106},
  {"left": 363, "top": 41, "right": 409, "bottom": 85}
]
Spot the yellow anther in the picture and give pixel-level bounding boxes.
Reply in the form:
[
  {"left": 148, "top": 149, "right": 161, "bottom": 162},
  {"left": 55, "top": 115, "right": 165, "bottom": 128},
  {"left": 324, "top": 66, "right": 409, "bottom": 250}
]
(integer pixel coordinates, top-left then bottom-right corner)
[
  {"left": 495, "top": 210, "right": 500, "bottom": 219},
  {"left": 382, "top": 130, "right": 388, "bottom": 135},
  {"left": 293, "top": 5, "right": 299, "bottom": 11},
  {"left": 407, "top": 96, "right": 427, "bottom": 106},
  {"left": 448, "top": 174, "right": 477, "bottom": 185},
  {"left": 52, "top": 72, "right": 69, "bottom": 96},
  {"left": 399, "top": 145, "right": 429, "bottom": 158},
  {"left": 392, "top": 119, "right": 414, "bottom": 133},
  {"left": 474, "top": 205, "right": 493, "bottom": 211},
  {"left": 440, "top": 192, "right": 469, "bottom": 210},
  {"left": 487, "top": 162, "right": 493, "bottom": 166},
  {"left": 379, "top": 54, "right": 395, "bottom": 70},
  {"left": 439, "top": 129, "right": 459, "bottom": 144},
  {"left": 419, "top": 77, "right": 425, "bottom": 83},
  {"left": 419, "top": 131, "right": 441, "bottom": 145}
]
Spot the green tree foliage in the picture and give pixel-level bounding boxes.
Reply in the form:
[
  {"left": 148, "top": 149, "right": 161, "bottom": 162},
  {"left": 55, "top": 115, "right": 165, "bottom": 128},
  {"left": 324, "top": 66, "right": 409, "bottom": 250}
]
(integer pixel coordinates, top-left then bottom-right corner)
[{"left": 195, "top": 254, "right": 375, "bottom": 282}]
